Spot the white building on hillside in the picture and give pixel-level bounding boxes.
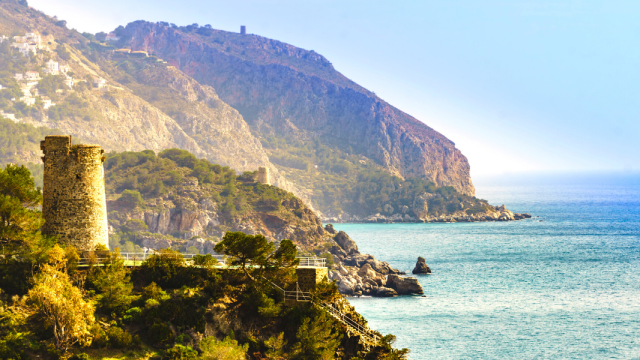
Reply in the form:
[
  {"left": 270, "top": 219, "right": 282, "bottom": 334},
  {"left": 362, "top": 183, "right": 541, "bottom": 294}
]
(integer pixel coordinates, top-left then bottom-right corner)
[
  {"left": 44, "top": 59, "right": 59, "bottom": 75},
  {"left": 12, "top": 42, "right": 37, "bottom": 56},
  {"left": 20, "top": 96, "right": 35, "bottom": 106},
  {"left": 41, "top": 97, "right": 55, "bottom": 109},
  {"left": 64, "top": 78, "right": 75, "bottom": 89},
  {"left": 105, "top": 32, "right": 120, "bottom": 42},
  {"left": 0, "top": 111, "right": 16, "bottom": 121},
  {"left": 93, "top": 77, "right": 106, "bottom": 89},
  {"left": 25, "top": 33, "right": 41, "bottom": 46},
  {"left": 59, "top": 65, "right": 70, "bottom": 73},
  {"left": 25, "top": 71, "right": 40, "bottom": 81},
  {"left": 14, "top": 73, "right": 23, "bottom": 81}
]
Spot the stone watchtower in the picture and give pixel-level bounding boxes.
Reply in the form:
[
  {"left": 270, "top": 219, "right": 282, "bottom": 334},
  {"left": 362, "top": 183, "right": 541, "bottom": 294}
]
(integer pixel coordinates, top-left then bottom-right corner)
[
  {"left": 257, "top": 166, "right": 270, "bottom": 185},
  {"left": 40, "top": 135, "right": 109, "bottom": 250}
]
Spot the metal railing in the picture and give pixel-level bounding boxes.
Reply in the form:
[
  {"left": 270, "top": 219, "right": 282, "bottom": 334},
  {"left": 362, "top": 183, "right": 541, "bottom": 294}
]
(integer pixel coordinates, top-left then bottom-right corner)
[
  {"left": 296, "top": 257, "right": 326, "bottom": 268},
  {"left": 266, "top": 279, "right": 379, "bottom": 346},
  {"left": 77, "top": 252, "right": 226, "bottom": 266},
  {"left": 77, "top": 252, "right": 326, "bottom": 268}
]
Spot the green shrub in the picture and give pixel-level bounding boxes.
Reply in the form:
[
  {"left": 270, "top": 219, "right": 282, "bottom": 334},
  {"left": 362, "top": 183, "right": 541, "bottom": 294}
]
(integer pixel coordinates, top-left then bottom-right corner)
[
  {"left": 117, "top": 189, "right": 145, "bottom": 209},
  {"left": 148, "top": 323, "right": 174, "bottom": 347},
  {"left": 106, "top": 326, "right": 133, "bottom": 348},
  {"left": 68, "top": 353, "right": 91, "bottom": 360},
  {"left": 200, "top": 336, "right": 248, "bottom": 360},
  {"left": 123, "top": 307, "right": 142, "bottom": 322},
  {"left": 164, "top": 344, "right": 198, "bottom": 360}
]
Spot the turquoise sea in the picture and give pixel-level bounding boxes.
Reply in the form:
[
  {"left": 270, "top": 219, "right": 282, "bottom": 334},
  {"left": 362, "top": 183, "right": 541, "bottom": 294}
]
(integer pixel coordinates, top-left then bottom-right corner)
[{"left": 335, "top": 174, "right": 640, "bottom": 359}]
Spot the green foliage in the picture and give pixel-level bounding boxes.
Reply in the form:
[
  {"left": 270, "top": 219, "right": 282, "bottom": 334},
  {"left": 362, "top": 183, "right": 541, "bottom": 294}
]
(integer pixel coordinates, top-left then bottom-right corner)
[
  {"left": 365, "top": 334, "right": 410, "bottom": 360},
  {"left": 89, "top": 249, "right": 134, "bottom": 315},
  {"left": 261, "top": 135, "right": 487, "bottom": 216},
  {"left": 214, "top": 232, "right": 298, "bottom": 281},
  {"left": 199, "top": 336, "right": 248, "bottom": 360},
  {"left": 164, "top": 344, "right": 198, "bottom": 359},
  {"left": 117, "top": 189, "right": 144, "bottom": 209},
  {"left": 137, "top": 249, "right": 188, "bottom": 288},
  {"left": 148, "top": 322, "right": 174, "bottom": 347},
  {"left": 37, "top": 74, "right": 67, "bottom": 98},
  {"left": 104, "top": 326, "right": 134, "bottom": 348},
  {"left": 0, "top": 164, "right": 45, "bottom": 248},
  {"left": 0, "top": 117, "right": 61, "bottom": 167},
  {"left": 264, "top": 332, "right": 286, "bottom": 360},
  {"left": 290, "top": 312, "right": 342, "bottom": 360},
  {"left": 56, "top": 45, "right": 71, "bottom": 61},
  {"left": 68, "top": 353, "right": 91, "bottom": 360}
]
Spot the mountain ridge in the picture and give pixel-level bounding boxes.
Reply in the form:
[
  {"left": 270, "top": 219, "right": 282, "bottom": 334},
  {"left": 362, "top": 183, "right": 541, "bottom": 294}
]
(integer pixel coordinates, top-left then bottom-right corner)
[{"left": 121, "top": 21, "right": 475, "bottom": 196}]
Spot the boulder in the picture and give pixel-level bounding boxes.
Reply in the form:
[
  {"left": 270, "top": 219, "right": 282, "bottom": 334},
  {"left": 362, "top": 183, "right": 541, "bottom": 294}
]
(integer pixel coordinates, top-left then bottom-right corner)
[
  {"left": 412, "top": 257, "right": 431, "bottom": 274},
  {"left": 357, "top": 263, "right": 378, "bottom": 279},
  {"left": 386, "top": 274, "right": 424, "bottom": 295},
  {"left": 343, "top": 253, "right": 373, "bottom": 267},
  {"left": 375, "top": 287, "right": 398, "bottom": 297},
  {"left": 338, "top": 264, "right": 349, "bottom": 276},
  {"left": 324, "top": 223, "right": 337, "bottom": 234},
  {"left": 338, "top": 278, "right": 356, "bottom": 295},
  {"left": 366, "top": 258, "right": 403, "bottom": 275},
  {"left": 383, "top": 204, "right": 394, "bottom": 214},
  {"left": 334, "top": 231, "right": 358, "bottom": 253}
]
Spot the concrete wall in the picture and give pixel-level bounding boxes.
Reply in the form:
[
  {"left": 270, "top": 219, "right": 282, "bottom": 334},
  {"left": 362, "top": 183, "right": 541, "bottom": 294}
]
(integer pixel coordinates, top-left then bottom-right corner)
[
  {"left": 296, "top": 267, "right": 329, "bottom": 292},
  {"left": 41, "top": 135, "right": 109, "bottom": 250}
]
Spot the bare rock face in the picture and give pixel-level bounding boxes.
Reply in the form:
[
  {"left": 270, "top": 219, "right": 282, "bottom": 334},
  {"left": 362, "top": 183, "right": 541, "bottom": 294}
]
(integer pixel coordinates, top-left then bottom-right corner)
[
  {"left": 334, "top": 231, "right": 359, "bottom": 253},
  {"left": 413, "top": 192, "right": 435, "bottom": 219},
  {"left": 324, "top": 223, "right": 337, "bottom": 234},
  {"left": 122, "top": 21, "right": 476, "bottom": 196},
  {"left": 412, "top": 256, "right": 432, "bottom": 274},
  {"left": 386, "top": 274, "right": 424, "bottom": 295}
]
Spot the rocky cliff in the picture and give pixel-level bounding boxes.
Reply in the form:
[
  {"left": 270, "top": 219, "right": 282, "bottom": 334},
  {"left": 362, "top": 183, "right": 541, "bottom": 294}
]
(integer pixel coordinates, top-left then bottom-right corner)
[{"left": 121, "top": 21, "right": 475, "bottom": 196}]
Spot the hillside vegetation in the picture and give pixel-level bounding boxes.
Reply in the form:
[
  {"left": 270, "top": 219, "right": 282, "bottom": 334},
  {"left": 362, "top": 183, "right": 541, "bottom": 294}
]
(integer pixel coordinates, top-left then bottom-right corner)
[
  {"left": 261, "top": 135, "right": 491, "bottom": 218},
  {"left": 103, "top": 149, "right": 332, "bottom": 256},
  {"left": 0, "top": 163, "right": 408, "bottom": 359}
]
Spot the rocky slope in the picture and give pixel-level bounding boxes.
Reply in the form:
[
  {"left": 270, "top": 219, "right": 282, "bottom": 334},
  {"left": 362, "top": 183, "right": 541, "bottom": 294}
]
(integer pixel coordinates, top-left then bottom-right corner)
[
  {"left": 103, "top": 149, "right": 421, "bottom": 297},
  {"left": 120, "top": 21, "right": 475, "bottom": 197},
  {"left": 0, "top": 3, "right": 311, "bottom": 201}
]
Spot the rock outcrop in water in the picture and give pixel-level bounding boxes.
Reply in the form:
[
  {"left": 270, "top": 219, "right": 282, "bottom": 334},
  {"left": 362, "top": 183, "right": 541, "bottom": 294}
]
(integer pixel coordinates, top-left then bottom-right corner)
[{"left": 412, "top": 257, "right": 431, "bottom": 274}]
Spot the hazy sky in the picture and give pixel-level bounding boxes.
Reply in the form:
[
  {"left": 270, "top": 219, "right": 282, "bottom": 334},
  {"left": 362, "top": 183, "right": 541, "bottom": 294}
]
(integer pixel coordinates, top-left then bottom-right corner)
[{"left": 28, "top": 0, "right": 640, "bottom": 177}]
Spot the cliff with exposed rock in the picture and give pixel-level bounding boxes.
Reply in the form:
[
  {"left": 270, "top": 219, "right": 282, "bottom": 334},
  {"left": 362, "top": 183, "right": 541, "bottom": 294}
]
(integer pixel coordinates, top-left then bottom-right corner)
[{"left": 120, "top": 21, "right": 475, "bottom": 197}]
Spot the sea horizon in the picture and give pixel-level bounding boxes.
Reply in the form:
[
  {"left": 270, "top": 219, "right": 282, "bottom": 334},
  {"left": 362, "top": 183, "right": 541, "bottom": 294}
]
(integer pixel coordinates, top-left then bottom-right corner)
[{"left": 336, "top": 173, "right": 640, "bottom": 359}]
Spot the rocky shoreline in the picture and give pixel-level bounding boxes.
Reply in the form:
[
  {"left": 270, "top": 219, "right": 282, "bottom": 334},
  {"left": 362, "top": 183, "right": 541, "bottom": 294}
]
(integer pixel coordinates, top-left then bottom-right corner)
[
  {"left": 324, "top": 225, "right": 425, "bottom": 297},
  {"left": 322, "top": 205, "right": 532, "bottom": 224}
]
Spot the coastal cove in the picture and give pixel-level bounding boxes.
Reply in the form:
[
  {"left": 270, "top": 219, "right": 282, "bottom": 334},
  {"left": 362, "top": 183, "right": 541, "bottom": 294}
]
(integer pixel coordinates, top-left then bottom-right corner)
[{"left": 335, "top": 174, "right": 640, "bottom": 359}]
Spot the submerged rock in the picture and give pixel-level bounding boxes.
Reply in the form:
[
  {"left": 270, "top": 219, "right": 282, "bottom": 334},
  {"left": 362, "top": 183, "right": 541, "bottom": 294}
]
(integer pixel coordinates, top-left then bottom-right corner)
[{"left": 412, "top": 256, "right": 431, "bottom": 274}]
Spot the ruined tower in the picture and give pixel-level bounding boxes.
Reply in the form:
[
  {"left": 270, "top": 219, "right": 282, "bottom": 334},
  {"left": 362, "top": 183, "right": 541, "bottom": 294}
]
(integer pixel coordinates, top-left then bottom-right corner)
[
  {"left": 40, "top": 135, "right": 109, "bottom": 250},
  {"left": 240, "top": 25, "right": 246, "bottom": 35},
  {"left": 257, "top": 166, "right": 270, "bottom": 185}
]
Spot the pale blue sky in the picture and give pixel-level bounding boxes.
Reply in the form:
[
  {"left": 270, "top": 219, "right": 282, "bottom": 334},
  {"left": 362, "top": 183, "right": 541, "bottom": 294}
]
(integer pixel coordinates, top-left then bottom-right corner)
[{"left": 29, "top": 0, "right": 640, "bottom": 177}]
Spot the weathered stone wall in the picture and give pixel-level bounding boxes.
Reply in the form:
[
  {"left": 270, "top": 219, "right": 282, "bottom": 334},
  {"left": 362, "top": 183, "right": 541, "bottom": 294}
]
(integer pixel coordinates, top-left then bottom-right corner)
[
  {"left": 296, "top": 267, "right": 328, "bottom": 292},
  {"left": 257, "top": 166, "right": 270, "bottom": 185},
  {"left": 41, "top": 135, "right": 109, "bottom": 250}
]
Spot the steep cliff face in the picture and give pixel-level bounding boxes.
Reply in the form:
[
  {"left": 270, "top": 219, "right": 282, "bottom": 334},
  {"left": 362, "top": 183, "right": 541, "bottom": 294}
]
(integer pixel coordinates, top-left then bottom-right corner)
[{"left": 122, "top": 21, "right": 475, "bottom": 196}]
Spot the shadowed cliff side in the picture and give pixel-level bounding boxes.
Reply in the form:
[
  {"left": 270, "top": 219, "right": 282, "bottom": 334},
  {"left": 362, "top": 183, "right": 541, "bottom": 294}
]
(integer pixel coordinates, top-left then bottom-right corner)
[{"left": 121, "top": 21, "right": 475, "bottom": 196}]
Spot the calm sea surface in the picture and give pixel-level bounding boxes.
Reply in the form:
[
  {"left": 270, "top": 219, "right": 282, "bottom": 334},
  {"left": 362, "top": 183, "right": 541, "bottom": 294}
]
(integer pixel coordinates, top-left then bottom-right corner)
[{"left": 335, "top": 174, "right": 640, "bottom": 359}]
